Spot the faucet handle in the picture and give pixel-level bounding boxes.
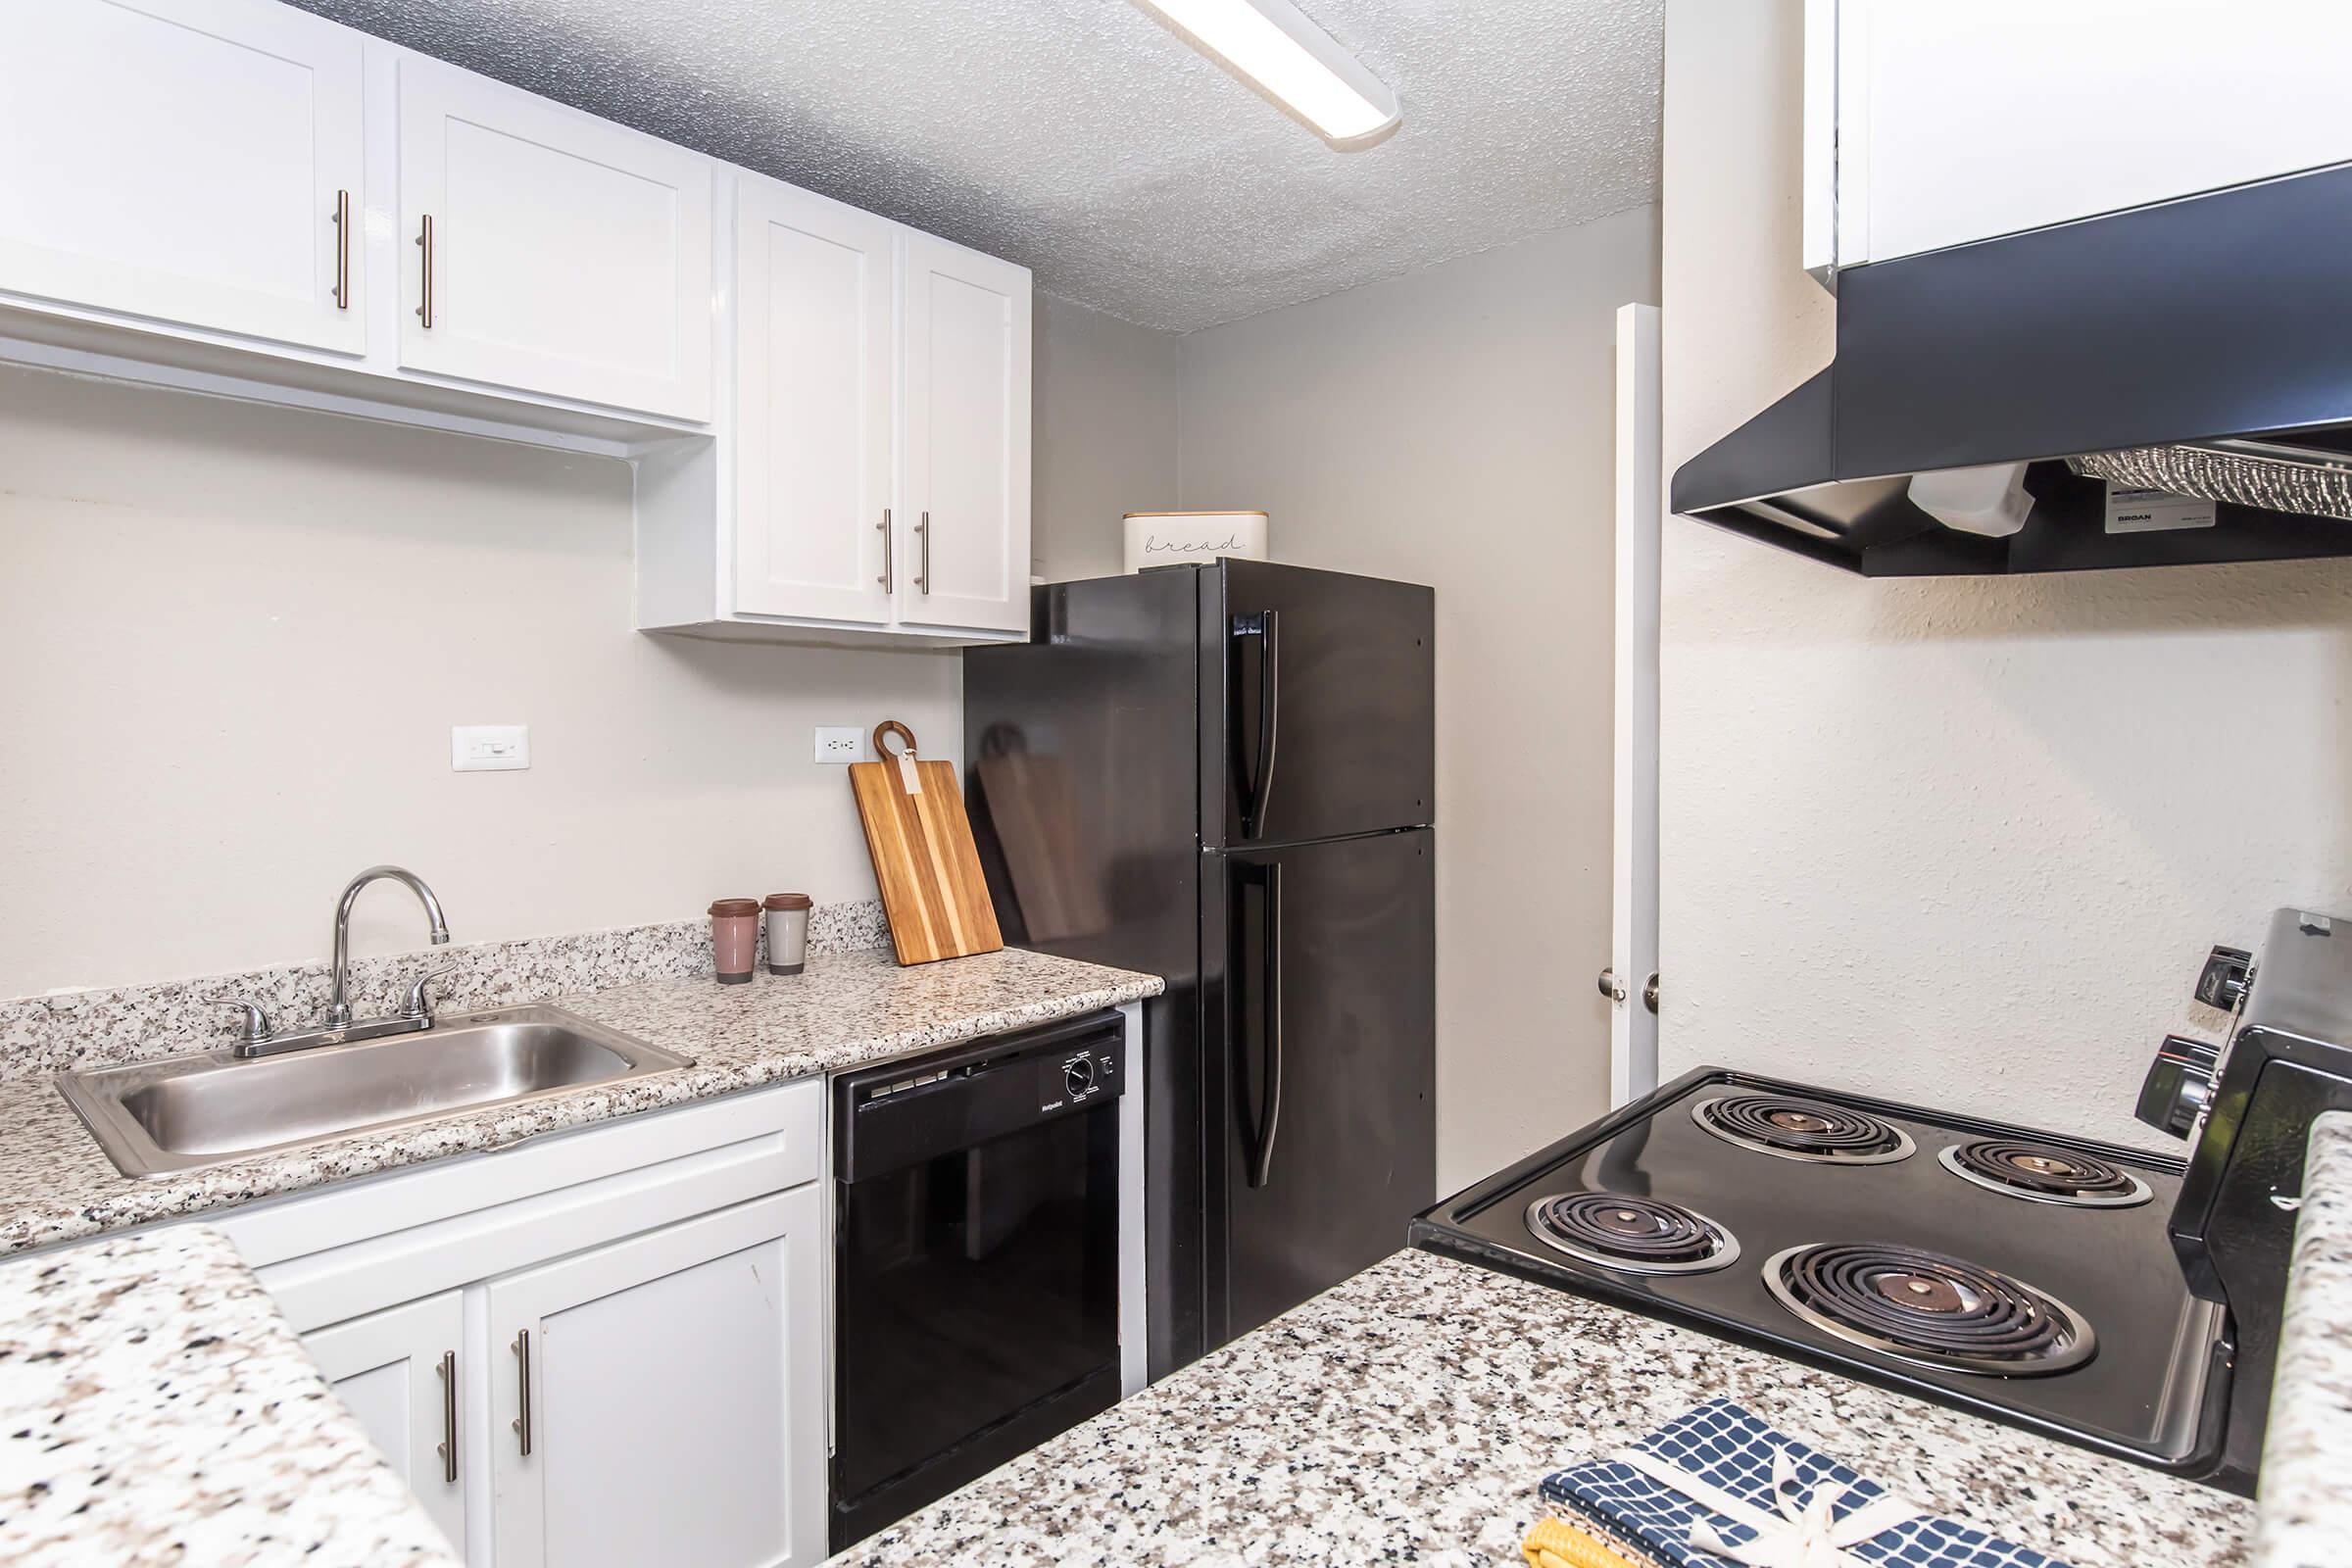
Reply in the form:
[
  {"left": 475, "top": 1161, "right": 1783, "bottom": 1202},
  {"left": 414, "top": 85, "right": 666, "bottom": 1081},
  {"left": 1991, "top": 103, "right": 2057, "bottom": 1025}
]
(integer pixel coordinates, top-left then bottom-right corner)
[
  {"left": 212, "top": 997, "right": 273, "bottom": 1046},
  {"left": 400, "top": 964, "right": 458, "bottom": 1023}
]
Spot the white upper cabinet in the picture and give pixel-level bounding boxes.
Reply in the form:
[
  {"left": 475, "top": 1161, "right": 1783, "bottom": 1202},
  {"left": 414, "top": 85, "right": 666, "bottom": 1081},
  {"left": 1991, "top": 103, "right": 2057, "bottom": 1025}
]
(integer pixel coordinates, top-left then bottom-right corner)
[
  {"left": 0, "top": 0, "right": 366, "bottom": 353},
  {"left": 733, "top": 179, "right": 899, "bottom": 627},
  {"left": 398, "top": 57, "right": 714, "bottom": 422},
  {"left": 900, "top": 234, "right": 1032, "bottom": 635},
  {"left": 1812, "top": 0, "right": 2352, "bottom": 274}
]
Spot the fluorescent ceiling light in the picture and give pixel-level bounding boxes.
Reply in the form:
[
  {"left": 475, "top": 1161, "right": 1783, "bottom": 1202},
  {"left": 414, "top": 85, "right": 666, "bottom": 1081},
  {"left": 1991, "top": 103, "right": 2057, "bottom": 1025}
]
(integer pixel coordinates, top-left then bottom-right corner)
[{"left": 1130, "top": 0, "right": 1402, "bottom": 151}]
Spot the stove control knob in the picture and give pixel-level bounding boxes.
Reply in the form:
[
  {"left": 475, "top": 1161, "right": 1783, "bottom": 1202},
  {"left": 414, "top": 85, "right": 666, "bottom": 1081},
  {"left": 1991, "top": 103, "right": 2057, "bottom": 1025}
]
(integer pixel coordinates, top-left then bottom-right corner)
[
  {"left": 2195, "top": 946, "right": 2254, "bottom": 1010},
  {"left": 2135, "top": 1034, "right": 2220, "bottom": 1140}
]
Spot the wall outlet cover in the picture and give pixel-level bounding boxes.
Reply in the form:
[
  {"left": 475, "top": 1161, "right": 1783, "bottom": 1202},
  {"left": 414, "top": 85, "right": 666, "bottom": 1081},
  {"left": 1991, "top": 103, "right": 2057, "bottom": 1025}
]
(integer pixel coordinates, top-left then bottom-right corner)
[
  {"left": 452, "top": 724, "right": 530, "bottom": 772},
  {"left": 814, "top": 726, "right": 864, "bottom": 764}
]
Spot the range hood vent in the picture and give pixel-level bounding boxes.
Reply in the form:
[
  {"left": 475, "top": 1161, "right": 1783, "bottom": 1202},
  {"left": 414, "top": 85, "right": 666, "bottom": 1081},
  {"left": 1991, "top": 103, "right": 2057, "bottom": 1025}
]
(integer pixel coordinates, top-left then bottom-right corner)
[{"left": 1673, "top": 164, "right": 2352, "bottom": 576}]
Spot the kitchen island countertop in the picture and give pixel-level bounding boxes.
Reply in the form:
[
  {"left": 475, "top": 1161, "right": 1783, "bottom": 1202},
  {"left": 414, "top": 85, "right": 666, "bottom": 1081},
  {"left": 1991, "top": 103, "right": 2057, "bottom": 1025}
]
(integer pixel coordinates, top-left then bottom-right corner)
[
  {"left": 0, "top": 1225, "right": 460, "bottom": 1567},
  {"left": 835, "top": 1246, "right": 2254, "bottom": 1568}
]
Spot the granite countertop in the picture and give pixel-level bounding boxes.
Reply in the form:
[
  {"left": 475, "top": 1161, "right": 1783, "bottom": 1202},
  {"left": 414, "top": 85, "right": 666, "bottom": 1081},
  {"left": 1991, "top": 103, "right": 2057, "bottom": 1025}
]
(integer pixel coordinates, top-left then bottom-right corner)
[
  {"left": 2254, "top": 1109, "right": 2352, "bottom": 1568},
  {"left": 0, "top": 947, "right": 1160, "bottom": 1256},
  {"left": 836, "top": 1247, "right": 2254, "bottom": 1568},
  {"left": 0, "top": 1225, "right": 459, "bottom": 1567}
]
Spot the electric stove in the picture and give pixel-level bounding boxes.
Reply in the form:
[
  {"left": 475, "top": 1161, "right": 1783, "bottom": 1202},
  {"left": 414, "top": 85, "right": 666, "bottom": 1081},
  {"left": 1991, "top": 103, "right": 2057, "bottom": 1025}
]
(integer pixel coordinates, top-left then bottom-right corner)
[{"left": 1412, "top": 1069, "right": 2235, "bottom": 1485}]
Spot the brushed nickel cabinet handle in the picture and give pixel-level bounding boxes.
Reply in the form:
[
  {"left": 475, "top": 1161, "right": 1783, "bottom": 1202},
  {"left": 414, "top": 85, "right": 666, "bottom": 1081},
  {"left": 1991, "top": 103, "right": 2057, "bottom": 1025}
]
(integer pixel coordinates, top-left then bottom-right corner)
[
  {"left": 511, "top": 1329, "right": 531, "bottom": 1456},
  {"left": 415, "top": 215, "right": 435, "bottom": 328},
  {"left": 436, "top": 1350, "right": 458, "bottom": 1483},
  {"left": 916, "top": 511, "right": 931, "bottom": 595},
  {"left": 332, "top": 189, "right": 351, "bottom": 311},
  {"left": 879, "top": 509, "right": 893, "bottom": 590}
]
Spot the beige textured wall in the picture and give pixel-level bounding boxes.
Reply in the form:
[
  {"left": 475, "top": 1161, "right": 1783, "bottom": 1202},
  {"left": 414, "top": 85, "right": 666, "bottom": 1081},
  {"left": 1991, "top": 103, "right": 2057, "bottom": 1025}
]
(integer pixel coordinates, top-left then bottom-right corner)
[
  {"left": 1659, "top": 0, "right": 2352, "bottom": 1150},
  {"left": 1032, "top": 293, "right": 1182, "bottom": 582},
  {"left": 1176, "top": 206, "right": 1661, "bottom": 1192},
  {"left": 0, "top": 368, "right": 959, "bottom": 996}
]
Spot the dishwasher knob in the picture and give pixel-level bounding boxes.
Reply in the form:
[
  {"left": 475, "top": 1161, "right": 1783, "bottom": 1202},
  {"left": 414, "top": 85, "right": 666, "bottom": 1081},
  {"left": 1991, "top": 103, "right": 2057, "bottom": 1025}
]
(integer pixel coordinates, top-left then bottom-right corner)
[{"left": 1065, "top": 1057, "right": 1097, "bottom": 1098}]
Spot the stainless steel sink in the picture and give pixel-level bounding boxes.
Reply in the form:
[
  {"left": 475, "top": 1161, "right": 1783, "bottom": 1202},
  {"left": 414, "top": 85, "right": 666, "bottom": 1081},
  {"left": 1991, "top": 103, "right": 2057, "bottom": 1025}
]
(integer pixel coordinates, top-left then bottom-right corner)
[{"left": 58, "top": 1004, "right": 692, "bottom": 1179}]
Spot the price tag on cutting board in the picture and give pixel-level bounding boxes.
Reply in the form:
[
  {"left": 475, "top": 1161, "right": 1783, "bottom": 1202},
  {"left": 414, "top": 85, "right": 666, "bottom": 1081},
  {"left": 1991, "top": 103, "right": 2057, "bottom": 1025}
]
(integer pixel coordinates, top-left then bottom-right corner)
[{"left": 848, "top": 720, "right": 1004, "bottom": 965}]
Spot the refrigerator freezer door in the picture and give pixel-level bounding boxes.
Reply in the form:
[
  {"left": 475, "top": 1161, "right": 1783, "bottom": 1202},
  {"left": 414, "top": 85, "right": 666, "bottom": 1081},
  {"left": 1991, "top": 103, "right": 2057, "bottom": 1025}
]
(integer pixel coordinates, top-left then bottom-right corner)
[
  {"left": 1208, "top": 826, "right": 1436, "bottom": 1343},
  {"left": 1204, "top": 562, "right": 1435, "bottom": 850}
]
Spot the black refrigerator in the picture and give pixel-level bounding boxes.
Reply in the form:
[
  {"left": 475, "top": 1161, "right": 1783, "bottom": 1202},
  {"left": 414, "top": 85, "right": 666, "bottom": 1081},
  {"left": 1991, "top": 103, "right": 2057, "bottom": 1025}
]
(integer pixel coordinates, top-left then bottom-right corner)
[{"left": 963, "top": 560, "right": 1435, "bottom": 1379}]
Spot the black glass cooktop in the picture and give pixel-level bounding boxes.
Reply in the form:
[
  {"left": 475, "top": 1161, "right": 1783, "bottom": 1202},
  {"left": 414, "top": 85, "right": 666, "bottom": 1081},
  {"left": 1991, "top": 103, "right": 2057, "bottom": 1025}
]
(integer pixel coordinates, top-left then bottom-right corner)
[{"left": 1410, "top": 1068, "right": 2231, "bottom": 1480}]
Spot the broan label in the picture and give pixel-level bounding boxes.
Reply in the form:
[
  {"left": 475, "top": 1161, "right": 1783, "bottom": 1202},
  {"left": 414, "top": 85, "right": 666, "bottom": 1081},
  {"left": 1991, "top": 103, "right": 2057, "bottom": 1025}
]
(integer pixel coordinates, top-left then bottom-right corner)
[{"left": 2104, "top": 483, "right": 2217, "bottom": 534}]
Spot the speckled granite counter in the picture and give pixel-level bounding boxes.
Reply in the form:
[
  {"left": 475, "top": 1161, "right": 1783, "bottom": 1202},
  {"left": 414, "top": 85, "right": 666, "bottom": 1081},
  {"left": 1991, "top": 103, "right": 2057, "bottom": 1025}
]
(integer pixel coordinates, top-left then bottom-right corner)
[
  {"left": 0, "top": 1226, "right": 458, "bottom": 1567},
  {"left": 836, "top": 1247, "right": 2252, "bottom": 1568},
  {"left": 2255, "top": 1110, "right": 2352, "bottom": 1568},
  {"left": 0, "top": 947, "right": 1159, "bottom": 1256}
]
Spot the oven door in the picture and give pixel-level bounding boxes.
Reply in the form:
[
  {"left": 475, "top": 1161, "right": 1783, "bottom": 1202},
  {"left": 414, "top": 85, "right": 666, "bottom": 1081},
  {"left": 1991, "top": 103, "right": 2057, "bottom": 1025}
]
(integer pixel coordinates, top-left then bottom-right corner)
[{"left": 830, "top": 1013, "right": 1126, "bottom": 1548}]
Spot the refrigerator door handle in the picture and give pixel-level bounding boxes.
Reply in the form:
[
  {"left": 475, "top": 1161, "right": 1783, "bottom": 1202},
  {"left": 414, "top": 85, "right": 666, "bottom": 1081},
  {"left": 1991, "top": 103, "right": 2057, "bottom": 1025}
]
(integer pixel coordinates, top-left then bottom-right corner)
[
  {"left": 1233, "top": 611, "right": 1282, "bottom": 839},
  {"left": 1250, "top": 859, "right": 1284, "bottom": 1188}
]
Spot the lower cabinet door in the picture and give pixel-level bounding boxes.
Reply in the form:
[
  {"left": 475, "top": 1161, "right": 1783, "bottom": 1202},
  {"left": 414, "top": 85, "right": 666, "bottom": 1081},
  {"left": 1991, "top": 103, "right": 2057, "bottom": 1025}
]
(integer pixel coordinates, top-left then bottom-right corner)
[
  {"left": 486, "top": 1188, "right": 826, "bottom": 1568},
  {"left": 306, "top": 1290, "right": 469, "bottom": 1553}
]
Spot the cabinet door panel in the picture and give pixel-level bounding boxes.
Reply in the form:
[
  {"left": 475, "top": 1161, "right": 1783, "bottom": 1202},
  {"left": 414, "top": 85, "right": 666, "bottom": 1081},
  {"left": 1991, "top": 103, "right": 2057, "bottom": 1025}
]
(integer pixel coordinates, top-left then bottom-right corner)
[
  {"left": 489, "top": 1189, "right": 824, "bottom": 1568},
  {"left": 902, "top": 234, "right": 1031, "bottom": 634},
  {"left": 1850, "top": 0, "right": 2352, "bottom": 264},
  {"left": 399, "top": 58, "right": 712, "bottom": 420},
  {"left": 0, "top": 0, "right": 364, "bottom": 352},
  {"left": 734, "top": 181, "right": 897, "bottom": 624},
  {"left": 307, "top": 1291, "right": 467, "bottom": 1553}
]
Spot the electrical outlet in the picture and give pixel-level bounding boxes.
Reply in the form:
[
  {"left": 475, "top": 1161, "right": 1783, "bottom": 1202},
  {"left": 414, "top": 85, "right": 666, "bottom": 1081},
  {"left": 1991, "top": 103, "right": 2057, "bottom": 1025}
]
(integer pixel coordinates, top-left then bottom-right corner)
[
  {"left": 452, "top": 724, "right": 530, "bottom": 772},
  {"left": 814, "top": 726, "right": 864, "bottom": 764}
]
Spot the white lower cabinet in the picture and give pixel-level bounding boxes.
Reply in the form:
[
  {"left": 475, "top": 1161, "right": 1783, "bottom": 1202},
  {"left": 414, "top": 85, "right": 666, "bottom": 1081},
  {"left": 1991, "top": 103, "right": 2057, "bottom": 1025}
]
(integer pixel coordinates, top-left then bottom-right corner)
[
  {"left": 488, "top": 1189, "right": 825, "bottom": 1568},
  {"left": 217, "top": 1079, "right": 828, "bottom": 1568},
  {"left": 308, "top": 1289, "right": 469, "bottom": 1548}
]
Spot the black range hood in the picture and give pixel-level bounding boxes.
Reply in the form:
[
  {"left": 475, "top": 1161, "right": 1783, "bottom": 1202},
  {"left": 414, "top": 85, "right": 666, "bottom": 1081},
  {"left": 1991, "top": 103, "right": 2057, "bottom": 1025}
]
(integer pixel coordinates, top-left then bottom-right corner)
[{"left": 1672, "top": 162, "right": 2352, "bottom": 575}]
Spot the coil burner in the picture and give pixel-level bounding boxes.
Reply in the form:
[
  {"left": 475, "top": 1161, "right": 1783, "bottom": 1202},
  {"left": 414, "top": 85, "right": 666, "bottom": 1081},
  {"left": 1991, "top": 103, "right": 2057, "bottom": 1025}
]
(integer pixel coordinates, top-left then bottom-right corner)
[
  {"left": 1939, "top": 1140, "right": 2153, "bottom": 1208},
  {"left": 1764, "top": 1242, "right": 2095, "bottom": 1375},
  {"left": 1524, "top": 1192, "right": 1740, "bottom": 1275},
  {"left": 1690, "top": 1094, "right": 1915, "bottom": 1165}
]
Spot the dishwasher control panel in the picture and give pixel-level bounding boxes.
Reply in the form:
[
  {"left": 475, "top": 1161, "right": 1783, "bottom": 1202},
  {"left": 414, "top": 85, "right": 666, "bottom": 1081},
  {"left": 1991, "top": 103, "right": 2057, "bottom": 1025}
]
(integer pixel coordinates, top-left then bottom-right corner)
[{"left": 1046, "top": 1045, "right": 1116, "bottom": 1112}]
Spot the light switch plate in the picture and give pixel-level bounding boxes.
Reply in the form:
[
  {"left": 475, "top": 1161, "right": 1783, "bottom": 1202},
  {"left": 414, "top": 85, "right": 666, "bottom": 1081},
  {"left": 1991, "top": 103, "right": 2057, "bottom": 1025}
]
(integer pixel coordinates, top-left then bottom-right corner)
[
  {"left": 814, "top": 726, "right": 864, "bottom": 764},
  {"left": 452, "top": 724, "right": 530, "bottom": 772}
]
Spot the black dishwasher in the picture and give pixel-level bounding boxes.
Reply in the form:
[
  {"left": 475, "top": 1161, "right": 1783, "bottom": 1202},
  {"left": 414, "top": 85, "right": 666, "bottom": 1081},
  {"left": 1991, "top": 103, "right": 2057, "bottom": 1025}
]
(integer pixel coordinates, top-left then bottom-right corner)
[{"left": 830, "top": 1010, "right": 1126, "bottom": 1549}]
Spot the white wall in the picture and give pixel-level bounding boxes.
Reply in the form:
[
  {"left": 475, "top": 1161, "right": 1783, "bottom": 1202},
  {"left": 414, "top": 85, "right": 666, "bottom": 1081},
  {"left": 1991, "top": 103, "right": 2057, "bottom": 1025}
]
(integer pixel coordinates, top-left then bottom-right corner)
[
  {"left": 1659, "top": 0, "right": 2352, "bottom": 1151},
  {"left": 1033, "top": 293, "right": 1182, "bottom": 582},
  {"left": 1177, "top": 206, "right": 1660, "bottom": 1192},
  {"left": 0, "top": 368, "right": 958, "bottom": 996}
]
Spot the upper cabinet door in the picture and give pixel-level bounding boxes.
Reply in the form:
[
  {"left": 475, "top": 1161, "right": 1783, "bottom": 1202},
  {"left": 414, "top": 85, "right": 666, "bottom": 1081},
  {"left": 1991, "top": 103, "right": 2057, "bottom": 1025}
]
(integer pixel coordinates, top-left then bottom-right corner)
[
  {"left": 0, "top": 0, "right": 365, "bottom": 353},
  {"left": 1835, "top": 0, "right": 2352, "bottom": 268},
  {"left": 397, "top": 58, "right": 713, "bottom": 422},
  {"left": 733, "top": 180, "right": 898, "bottom": 626},
  {"left": 900, "top": 234, "right": 1031, "bottom": 635}
]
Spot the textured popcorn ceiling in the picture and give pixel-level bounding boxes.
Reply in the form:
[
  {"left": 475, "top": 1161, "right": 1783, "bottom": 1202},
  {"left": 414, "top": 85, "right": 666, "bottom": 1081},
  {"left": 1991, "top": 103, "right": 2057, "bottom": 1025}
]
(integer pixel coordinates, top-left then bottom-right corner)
[{"left": 287, "top": 0, "right": 1661, "bottom": 330}]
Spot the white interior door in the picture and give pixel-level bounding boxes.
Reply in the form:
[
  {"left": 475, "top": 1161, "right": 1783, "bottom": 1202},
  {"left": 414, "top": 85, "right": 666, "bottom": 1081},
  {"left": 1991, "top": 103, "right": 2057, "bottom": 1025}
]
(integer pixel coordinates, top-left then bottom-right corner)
[
  {"left": 397, "top": 56, "right": 713, "bottom": 420},
  {"left": 0, "top": 0, "right": 366, "bottom": 353},
  {"left": 900, "top": 232, "right": 1031, "bottom": 633},
  {"left": 488, "top": 1189, "right": 825, "bottom": 1568},
  {"left": 733, "top": 179, "right": 898, "bottom": 625},
  {"left": 1610, "top": 303, "right": 1662, "bottom": 1106},
  {"left": 306, "top": 1290, "right": 467, "bottom": 1552}
]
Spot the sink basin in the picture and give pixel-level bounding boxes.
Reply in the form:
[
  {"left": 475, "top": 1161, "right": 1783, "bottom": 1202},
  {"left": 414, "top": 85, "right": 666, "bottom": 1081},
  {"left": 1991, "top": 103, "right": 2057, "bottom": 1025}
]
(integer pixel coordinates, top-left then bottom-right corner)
[{"left": 58, "top": 1004, "right": 692, "bottom": 1179}]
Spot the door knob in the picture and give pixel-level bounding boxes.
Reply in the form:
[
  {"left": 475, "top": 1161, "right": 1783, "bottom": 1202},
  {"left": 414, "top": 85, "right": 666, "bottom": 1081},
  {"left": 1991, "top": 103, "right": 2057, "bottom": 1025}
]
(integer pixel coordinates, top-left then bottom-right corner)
[
  {"left": 1643, "top": 973, "right": 1659, "bottom": 1013},
  {"left": 1596, "top": 966, "right": 1626, "bottom": 1004}
]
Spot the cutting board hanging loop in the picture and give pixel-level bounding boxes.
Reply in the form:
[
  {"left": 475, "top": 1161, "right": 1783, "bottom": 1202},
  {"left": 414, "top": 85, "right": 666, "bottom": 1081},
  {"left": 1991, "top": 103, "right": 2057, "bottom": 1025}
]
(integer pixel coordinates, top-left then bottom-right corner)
[{"left": 850, "top": 718, "right": 1004, "bottom": 965}]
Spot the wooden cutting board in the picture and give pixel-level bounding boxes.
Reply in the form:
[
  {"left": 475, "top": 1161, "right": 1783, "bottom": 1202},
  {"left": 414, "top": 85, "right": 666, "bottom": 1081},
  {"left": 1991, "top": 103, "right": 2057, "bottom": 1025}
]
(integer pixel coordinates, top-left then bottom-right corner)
[{"left": 850, "top": 720, "right": 1004, "bottom": 965}]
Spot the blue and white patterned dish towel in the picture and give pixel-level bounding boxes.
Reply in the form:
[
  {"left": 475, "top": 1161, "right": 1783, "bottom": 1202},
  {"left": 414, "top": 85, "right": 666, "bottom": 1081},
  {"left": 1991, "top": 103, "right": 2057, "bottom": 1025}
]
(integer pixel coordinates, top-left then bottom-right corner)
[{"left": 1539, "top": 1397, "right": 2072, "bottom": 1568}]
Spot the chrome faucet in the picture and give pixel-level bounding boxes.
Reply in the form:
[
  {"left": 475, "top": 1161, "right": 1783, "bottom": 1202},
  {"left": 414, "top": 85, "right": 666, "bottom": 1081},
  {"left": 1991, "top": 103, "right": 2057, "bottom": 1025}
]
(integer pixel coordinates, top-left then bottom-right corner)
[
  {"left": 216, "top": 865, "right": 453, "bottom": 1059},
  {"left": 327, "top": 864, "right": 451, "bottom": 1026}
]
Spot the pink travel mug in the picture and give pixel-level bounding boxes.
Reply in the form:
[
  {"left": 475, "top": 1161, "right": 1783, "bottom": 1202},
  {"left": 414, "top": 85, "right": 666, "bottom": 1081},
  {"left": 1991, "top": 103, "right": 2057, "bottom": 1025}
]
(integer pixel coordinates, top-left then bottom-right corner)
[{"left": 708, "top": 899, "right": 760, "bottom": 985}]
